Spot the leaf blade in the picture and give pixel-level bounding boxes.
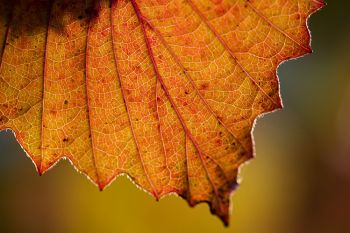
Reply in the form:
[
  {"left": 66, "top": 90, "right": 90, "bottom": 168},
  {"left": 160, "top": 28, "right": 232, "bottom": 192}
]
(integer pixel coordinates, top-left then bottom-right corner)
[{"left": 0, "top": 0, "right": 325, "bottom": 225}]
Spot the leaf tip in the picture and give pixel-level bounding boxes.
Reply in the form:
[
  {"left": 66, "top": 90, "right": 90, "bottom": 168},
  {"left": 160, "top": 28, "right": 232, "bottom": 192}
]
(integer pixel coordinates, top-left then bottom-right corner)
[
  {"left": 153, "top": 191, "right": 161, "bottom": 202},
  {"left": 37, "top": 168, "right": 43, "bottom": 176},
  {"left": 98, "top": 183, "right": 105, "bottom": 192}
]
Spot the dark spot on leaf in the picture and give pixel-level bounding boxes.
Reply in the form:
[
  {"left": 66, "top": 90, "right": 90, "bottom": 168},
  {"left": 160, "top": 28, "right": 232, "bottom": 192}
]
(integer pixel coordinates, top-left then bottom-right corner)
[
  {"left": 200, "top": 83, "right": 209, "bottom": 90},
  {"left": 0, "top": 115, "right": 9, "bottom": 124}
]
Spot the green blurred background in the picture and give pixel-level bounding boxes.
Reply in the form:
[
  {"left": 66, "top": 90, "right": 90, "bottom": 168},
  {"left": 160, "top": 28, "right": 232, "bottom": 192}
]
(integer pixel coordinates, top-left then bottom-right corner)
[{"left": 0, "top": 1, "right": 349, "bottom": 233}]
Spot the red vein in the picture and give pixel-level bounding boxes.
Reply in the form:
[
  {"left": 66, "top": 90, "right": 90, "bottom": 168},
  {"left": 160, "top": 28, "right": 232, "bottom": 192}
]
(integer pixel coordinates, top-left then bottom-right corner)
[
  {"left": 0, "top": 4, "right": 13, "bottom": 66},
  {"left": 0, "top": 3, "right": 13, "bottom": 126},
  {"left": 155, "top": 81, "right": 172, "bottom": 185},
  {"left": 110, "top": 0, "right": 159, "bottom": 200},
  {"left": 186, "top": 0, "right": 280, "bottom": 107},
  {"left": 312, "top": 0, "right": 325, "bottom": 5},
  {"left": 131, "top": 0, "right": 221, "bottom": 201},
  {"left": 85, "top": 5, "right": 102, "bottom": 189},
  {"left": 245, "top": 0, "right": 312, "bottom": 53},
  {"left": 184, "top": 135, "right": 191, "bottom": 203},
  {"left": 39, "top": 0, "right": 54, "bottom": 175}
]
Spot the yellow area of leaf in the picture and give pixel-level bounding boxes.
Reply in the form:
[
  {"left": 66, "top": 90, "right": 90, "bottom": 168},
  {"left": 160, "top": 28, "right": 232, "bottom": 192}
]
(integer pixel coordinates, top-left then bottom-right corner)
[{"left": 0, "top": 0, "right": 324, "bottom": 225}]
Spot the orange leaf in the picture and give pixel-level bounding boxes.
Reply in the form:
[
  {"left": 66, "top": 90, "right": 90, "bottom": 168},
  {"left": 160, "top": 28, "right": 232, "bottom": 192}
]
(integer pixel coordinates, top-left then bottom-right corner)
[{"left": 0, "top": 0, "right": 324, "bottom": 225}]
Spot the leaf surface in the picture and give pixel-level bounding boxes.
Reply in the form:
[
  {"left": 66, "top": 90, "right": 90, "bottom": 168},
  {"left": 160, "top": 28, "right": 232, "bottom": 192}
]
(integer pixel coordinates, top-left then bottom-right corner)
[{"left": 0, "top": 0, "right": 324, "bottom": 225}]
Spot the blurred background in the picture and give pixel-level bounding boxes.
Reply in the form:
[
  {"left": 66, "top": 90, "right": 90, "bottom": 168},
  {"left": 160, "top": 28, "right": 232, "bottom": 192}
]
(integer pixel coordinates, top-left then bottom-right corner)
[{"left": 0, "top": 1, "right": 349, "bottom": 233}]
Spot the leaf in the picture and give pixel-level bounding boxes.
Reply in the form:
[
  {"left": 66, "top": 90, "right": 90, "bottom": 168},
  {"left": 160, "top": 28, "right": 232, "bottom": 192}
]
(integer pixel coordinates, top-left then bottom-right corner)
[{"left": 0, "top": 0, "right": 324, "bottom": 225}]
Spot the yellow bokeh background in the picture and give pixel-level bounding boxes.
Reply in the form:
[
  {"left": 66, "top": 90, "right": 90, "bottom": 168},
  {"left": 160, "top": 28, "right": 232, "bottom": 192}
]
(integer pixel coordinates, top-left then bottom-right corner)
[{"left": 0, "top": 1, "right": 349, "bottom": 233}]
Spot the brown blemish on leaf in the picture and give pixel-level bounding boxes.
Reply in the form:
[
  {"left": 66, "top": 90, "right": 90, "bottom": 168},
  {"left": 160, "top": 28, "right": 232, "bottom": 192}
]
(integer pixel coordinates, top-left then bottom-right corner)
[
  {"left": 0, "top": 115, "right": 9, "bottom": 124},
  {"left": 200, "top": 83, "right": 209, "bottom": 90}
]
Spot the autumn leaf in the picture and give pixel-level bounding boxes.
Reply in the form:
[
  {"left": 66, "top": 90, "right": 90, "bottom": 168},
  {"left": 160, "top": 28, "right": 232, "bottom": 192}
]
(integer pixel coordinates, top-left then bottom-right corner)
[{"left": 0, "top": 0, "right": 324, "bottom": 225}]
